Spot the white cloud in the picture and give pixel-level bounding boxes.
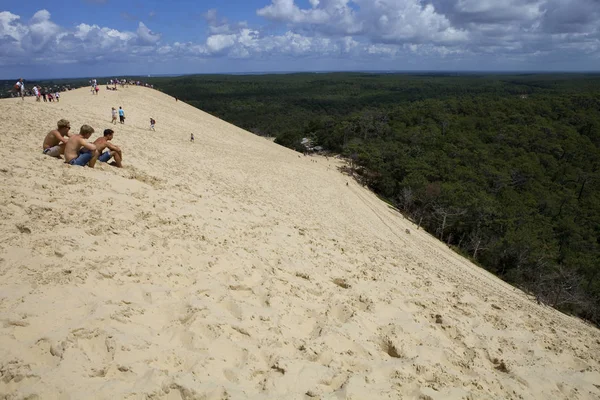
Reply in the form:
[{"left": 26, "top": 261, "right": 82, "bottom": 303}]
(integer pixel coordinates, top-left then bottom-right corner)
[
  {"left": 257, "top": 0, "right": 468, "bottom": 44},
  {"left": 0, "top": 12, "right": 27, "bottom": 57},
  {"left": 206, "top": 34, "right": 237, "bottom": 53},
  {"left": 0, "top": 3, "right": 599, "bottom": 74},
  {"left": 0, "top": 10, "right": 162, "bottom": 66},
  {"left": 137, "top": 22, "right": 161, "bottom": 45}
]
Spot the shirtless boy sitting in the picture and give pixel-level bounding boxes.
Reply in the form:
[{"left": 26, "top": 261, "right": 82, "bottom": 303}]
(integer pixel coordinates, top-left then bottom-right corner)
[
  {"left": 42, "top": 119, "right": 71, "bottom": 158},
  {"left": 64, "top": 125, "right": 98, "bottom": 167},
  {"left": 94, "top": 129, "right": 123, "bottom": 168}
]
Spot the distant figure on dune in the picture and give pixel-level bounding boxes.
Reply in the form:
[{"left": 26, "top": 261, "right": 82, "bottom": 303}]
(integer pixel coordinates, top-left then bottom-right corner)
[
  {"left": 55, "top": 92, "right": 60, "bottom": 102},
  {"left": 150, "top": 118, "right": 156, "bottom": 131},
  {"left": 118, "top": 106, "right": 125, "bottom": 124},
  {"left": 14, "top": 78, "right": 24, "bottom": 101},
  {"left": 111, "top": 107, "right": 117, "bottom": 124},
  {"left": 64, "top": 125, "right": 98, "bottom": 167},
  {"left": 33, "top": 85, "right": 40, "bottom": 102},
  {"left": 190, "top": 133, "right": 194, "bottom": 142},
  {"left": 175, "top": 97, "right": 178, "bottom": 102},
  {"left": 42, "top": 119, "right": 71, "bottom": 158},
  {"left": 94, "top": 129, "right": 123, "bottom": 168}
]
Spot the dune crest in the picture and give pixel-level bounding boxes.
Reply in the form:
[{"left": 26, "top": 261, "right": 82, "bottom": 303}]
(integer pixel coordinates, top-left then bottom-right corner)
[{"left": 1, "top": 87, "right": 599, "bottom": 399}]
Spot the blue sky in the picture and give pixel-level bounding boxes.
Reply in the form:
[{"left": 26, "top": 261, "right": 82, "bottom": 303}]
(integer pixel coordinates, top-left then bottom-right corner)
[{"left": 1, "top": 0, "right": 599, "bottom": 79}]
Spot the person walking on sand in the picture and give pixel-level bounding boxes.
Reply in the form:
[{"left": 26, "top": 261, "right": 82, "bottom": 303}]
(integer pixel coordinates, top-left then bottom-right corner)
[
  {"left": 190, "top": 133, "right": 194, "bottom": 142},
  {"left": 14, "top": 78, "right": 25, "bottom": 101},
  {"left": 118, "top": 106, "right": 125, "bottom": 124},
  {"left": 42, "top": 119, "right": 71, "bottom": 158},
  {"left": 150, "top": 118, "right": 155, "bottom": 131},
  {"left": 93, "top": 129, "right": 123, "bottom": 168},
  {"left": 111, "top": 107, "right": 117, "bottom": 124},
  {"left": 64, "top": 125, "right": 98, "bottom": 167}
]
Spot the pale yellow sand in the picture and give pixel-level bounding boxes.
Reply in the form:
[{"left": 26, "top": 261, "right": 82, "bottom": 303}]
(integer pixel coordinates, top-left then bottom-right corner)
[{"left": 0, "top": 87, "right": 599, "bottom": 400}]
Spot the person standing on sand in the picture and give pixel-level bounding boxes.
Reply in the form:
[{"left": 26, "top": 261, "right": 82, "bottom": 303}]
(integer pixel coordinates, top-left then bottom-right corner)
[
  {"left": 14, "top": 78, "right": 25, "bottom": 100},
  {"left": 42, "top": 119, "right": 71, "bottom": 158},
  {"left": 94, "top": 129, "right": 123, "bottom": 168},
  {"left": 150, "top": 118, "right": 155, "bottom": 131},
  {"left": 118, "top": 106, "right": 125, "bottom": 124},
  {"left": 111, "top": 107, "right": 117, "bottom": 124},
  {"left": 64, "top": 125, "right": 98, "bottom": 167},
  {"left": 190, "top": 133, "right": 194, "bottom": 142}
]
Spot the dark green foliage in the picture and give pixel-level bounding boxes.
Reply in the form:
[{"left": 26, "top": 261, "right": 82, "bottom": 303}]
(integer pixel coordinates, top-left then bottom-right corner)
[{"left": 148, "top": 72, "right": 600, "bottom": 326}]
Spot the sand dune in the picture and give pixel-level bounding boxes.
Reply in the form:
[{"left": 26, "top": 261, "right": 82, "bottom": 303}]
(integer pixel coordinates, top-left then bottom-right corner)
[{"left": 0, "top": 86, "right": 599, "bottom": 400}]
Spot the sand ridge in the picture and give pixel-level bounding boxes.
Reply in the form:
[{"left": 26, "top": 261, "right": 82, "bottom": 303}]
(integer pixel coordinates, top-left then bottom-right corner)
[{"left": 0, "top": 86, "right": 599, "bottom": 399}]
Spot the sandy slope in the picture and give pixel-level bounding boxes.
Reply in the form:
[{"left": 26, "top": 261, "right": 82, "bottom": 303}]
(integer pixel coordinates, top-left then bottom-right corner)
[{"left": 0, "top": 86, "right": 599, "bottom": 400}]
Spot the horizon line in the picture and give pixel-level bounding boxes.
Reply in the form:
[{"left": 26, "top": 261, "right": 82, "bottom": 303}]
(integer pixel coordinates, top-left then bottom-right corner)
[{"left": 2, "top": 69, "right": 600, "bottom": 81}]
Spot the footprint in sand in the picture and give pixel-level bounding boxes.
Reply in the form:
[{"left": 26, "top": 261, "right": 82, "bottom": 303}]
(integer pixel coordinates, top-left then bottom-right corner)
[
  {"left": 66, "top": 328, "right": 116, "bottom": 368},
  {"left": 326, "top": 303, "right": 355, "bottom": 324}
]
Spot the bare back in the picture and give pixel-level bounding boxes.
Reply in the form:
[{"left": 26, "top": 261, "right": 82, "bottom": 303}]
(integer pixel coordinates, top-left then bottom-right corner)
[
  {"left": 64, "top": 135, "right": 94, "bottom": 162},
  {"left": 93, "top": 137, "right": 109, "bottom": 153},
  {"left": 42, "top": 130, "right": 64, "bottom": 150}
]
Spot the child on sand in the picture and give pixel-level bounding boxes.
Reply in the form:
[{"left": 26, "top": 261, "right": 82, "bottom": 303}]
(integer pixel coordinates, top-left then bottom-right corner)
[
  {"left": 111, "top": 107, "right": 117, "bottom": 124},
  {"left": 150, "top": 118, "right": 155, "bottom": 131}
]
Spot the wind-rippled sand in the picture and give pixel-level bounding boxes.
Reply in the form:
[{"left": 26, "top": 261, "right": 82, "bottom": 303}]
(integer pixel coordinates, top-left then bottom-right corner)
[{"left": 0, "top": 87, "right": 599, "bottom": 399}]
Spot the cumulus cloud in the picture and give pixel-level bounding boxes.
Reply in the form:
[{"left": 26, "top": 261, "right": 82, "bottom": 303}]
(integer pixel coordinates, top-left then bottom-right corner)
[
  {"left": 0, "top": 9, "right": 165, "bottom": 66},
  {"left": 137, "top": 22, "right": 161, "bottom": 45},
  {"left": 254, "top": 0, "right": 599, "bottom": 60},
  {"left": 1, "top": 3, "right": 598, "bottom": 72},
  {"left": 257, "top": 0, "right": 469, "bottom": 44}
]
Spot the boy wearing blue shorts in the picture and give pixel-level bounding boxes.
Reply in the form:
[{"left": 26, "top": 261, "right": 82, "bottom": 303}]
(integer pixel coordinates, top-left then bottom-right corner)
[{"left": 64, "top": 125, "right": 98, "bottom": 167}]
